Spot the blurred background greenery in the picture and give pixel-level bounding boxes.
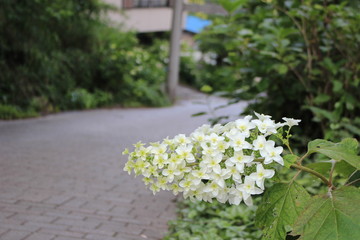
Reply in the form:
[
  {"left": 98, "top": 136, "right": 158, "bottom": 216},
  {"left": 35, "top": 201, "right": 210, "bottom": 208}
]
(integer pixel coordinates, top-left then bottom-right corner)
[
  {"left": 186, "top": 0, "right": 360, "bottom": 145},
  {"left": 1, "top": 0, "right": 359, "bottom": 144},
  {"left": 0, "top": 0, "right": 172, "bottom": 119}
]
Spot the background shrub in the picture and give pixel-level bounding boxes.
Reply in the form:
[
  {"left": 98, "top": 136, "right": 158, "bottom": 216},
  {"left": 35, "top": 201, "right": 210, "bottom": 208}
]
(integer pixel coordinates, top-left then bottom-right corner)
[
  {"left": 191, "top": 0, "right": 360, "bottom": 143},
  {"left": 0, "top": 104, "right": 38, "bottom": 120},
  {"left": 0, "top": 0, "right": 170, "bottom": 118}
]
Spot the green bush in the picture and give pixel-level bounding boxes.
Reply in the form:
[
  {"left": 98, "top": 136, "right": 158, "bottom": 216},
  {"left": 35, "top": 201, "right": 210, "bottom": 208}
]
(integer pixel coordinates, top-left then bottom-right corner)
[
  {"left": 97, "top": 44, "right": 170, "bottom": 107},
  {"left": 67, "top": 88, "right": 96, "bottom": 110},
  {"left": 0, "top": 104, "right": 38, "bottom": 120},
  {"left": 93, "top": 90, "right": 114, "bottom": 107},
  {"left": 65, "top": 88, "right": 114, "bottom": 110},
  {"left": 193, "top": 0, "right": 360, "bottom": 143}
]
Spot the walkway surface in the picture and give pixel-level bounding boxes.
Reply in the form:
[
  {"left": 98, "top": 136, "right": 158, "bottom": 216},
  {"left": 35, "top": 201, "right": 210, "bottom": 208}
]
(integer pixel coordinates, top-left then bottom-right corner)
[{"left": 0, "top": 86, "right": 246, "bottom": 240}]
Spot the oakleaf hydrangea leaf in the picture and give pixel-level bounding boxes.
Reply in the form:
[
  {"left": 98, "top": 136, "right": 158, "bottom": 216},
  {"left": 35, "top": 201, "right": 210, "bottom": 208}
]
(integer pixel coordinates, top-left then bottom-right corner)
[
  {"left": 283, "top": 154, "right": 298, "bottom": 168},
  {"left": 255, "top": 182, "right": 310, "bottom": 240},
  {"left": 292, "top": 186, "right": 360, "bottom": 240},
  {"left": 307, "top": 138, "right": 360, "bottom": 169}
]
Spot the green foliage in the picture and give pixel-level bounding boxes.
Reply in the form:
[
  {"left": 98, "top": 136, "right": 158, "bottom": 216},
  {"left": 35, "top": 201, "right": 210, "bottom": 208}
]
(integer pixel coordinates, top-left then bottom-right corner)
[
  {"left": 0, "top": 104, "right": 38, "bottom": 120},
  {"left": 256, "top": 182, "right": 310, "bottom": 240},
  {"left": 66, "top": 88, "right": 114, "bottom": 110},
  {"left": 164, "top": 200, "right": 262, "bottom": 240},
  {"left": 96, "top": 44, "right": 170, "bottom": 107},
  {"left": 218, "top": 0, "right": 248, "bottom": 13},
  {"left": 283, "top": 154, "right": 298, "bottom": 169},
  {"left": 67, "top": 89, "right": 97, "bottom": 110},
  {"left": 0, "top": 0, "right": 169, "bottom": 119},
  {"left": 292, "top": 187, "right": 360, "bottom": 240},
  {"left": 307, "top": 138, "right": 360, "bottom": 169},
  {"left": 192, "top": 0, "right": 360, "bottom": 142},
  {"left": 254, "top": 137, "right": 360, "bottom": 240}
]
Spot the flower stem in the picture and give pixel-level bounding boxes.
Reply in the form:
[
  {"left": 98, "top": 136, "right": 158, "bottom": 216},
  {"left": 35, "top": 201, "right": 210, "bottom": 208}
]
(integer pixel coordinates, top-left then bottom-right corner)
[
  {"left": 285, "top": 143, "right": 294, "bottom": 155},
  {"left": 284, "top": 128, "right": 294, "bottom": 155},
  {"left": 290, "top": 164, "right": 335, "bottom": 189},
  {"left": 297, "top": 152, "right": 310, "bottom": 164}
]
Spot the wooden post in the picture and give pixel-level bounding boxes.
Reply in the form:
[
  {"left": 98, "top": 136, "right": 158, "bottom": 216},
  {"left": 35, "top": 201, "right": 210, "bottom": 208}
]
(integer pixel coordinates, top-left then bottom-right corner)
[{"left": 166, "top": 0, "right": 183, "bottom": 103}]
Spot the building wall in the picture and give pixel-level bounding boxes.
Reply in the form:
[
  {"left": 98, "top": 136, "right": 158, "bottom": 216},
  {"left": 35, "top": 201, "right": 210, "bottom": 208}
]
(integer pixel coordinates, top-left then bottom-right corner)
[
  {"left": 103, "top": 0, "right": 186, "bottom": 33},
  {"left": 121, "top": 8, "right": 173, "bottom": 32}
]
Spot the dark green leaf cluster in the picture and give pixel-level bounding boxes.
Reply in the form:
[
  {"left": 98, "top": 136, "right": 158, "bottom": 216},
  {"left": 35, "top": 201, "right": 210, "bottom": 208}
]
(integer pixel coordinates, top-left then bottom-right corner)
[{"left": 164, "top": 199, "right": 262, "bottom": 240}]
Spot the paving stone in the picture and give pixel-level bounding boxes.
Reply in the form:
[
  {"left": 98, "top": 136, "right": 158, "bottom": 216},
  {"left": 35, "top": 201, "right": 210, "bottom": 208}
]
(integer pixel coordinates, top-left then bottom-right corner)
[
  {"left": 114, "top": 232, "right": 143, "bottom": 240},
  {"left": 53, "top": 217, "right": 102, "bottom": 229},
  {"left": 0, "top": 228, "right": 9, "bottom": 237},
  {"left": 53, "top": 237, "right": 83, "bottom": 240},
  {"left": 0, "top": 211, "right": 15, "bottom": 219},
  {"left": 74, "top": 212, "right": 110, "bottom": 221},
  {"left": 24, "top": 232, "right": 56, "bottom": 240},
  {"left": 24, "top": 221, "right": 68, "bottom": 231},
  {"left": 84, "top": 234, "right": 119, "bottom": 240},
  {"left": 10, "top": 213, "right": 57, "bottom": 223},
  {"left": 81, "top": 200, "right": 114, "bottom": 212},
  {"left": 0, "top": 230, "right": 32, "bottom": 240},
  {"left": 141, "top": 228, "right": 169, "bottom": 240},
  {"left": 38, "top": 228, "right": 84, "bottom": 239},
  {"left": 44, "top": 195, "right": 74, "bottom": 206},
  {"left": 43, "top": 210, "right": 81, "bottom": 220},
  {"left": 0, "top": 222, "right": 40, "bottom": 233},
  {"left": 59, "top": 198, "right": 88, "bottom": 209},
  {"left": 97, "top": 221, "right": 127, "bottom": 233},
  {"left": 68, "top": 226, "right": 116, "bottom": 237}
]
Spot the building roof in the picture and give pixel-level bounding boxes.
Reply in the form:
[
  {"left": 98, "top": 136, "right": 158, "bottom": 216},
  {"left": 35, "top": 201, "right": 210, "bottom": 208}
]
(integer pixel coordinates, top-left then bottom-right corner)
[{"left": 184, "top": 15, "right": 211, "bottom": 34}]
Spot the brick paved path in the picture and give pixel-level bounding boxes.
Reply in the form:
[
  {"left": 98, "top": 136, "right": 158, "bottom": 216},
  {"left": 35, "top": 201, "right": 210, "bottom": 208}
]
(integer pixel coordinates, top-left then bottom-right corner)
[{"left": 0, "top": 87, "right": 246, "bottom": 240}]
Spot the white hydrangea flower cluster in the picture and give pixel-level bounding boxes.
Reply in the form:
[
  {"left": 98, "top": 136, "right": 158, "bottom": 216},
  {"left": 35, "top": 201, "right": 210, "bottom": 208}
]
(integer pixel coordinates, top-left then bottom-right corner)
[{"left": 123, "top": 113, "right": 300, "bottom": 206}]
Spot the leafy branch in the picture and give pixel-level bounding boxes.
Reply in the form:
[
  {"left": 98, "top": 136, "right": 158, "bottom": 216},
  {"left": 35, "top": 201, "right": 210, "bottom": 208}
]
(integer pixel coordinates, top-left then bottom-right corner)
[
  {"left": 256, "top": 137, "right": 360, "bottom": 240},
  {"left": 290, "top": 163, "right": 334, "bottom": 189}
]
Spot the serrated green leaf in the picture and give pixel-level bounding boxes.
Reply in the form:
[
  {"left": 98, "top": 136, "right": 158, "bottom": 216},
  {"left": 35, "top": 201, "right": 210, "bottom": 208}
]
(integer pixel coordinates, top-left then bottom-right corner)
[
  {"left": 306, "top": 162, "right": 332, "bottom": 176},
  {"left": 339, "top": 138, "right": 359, "bottom": 154},
  {"left": 283, "top": 154, "right": 299, "bottom": 169},
  {"left": 307, "top": 139, "right": 333, "bottom": 153},
  {"left": 292, "top": 187, "right": 360, "bottom": 240},
  {"left": 307, "top": 138, "right": 360, "bottom": 170},
  {"left": 335, "top": 160, "right": 356, "bottom": 177},
  {"left": 256, "top": 182, "right": 311, "bottom": 240}
]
